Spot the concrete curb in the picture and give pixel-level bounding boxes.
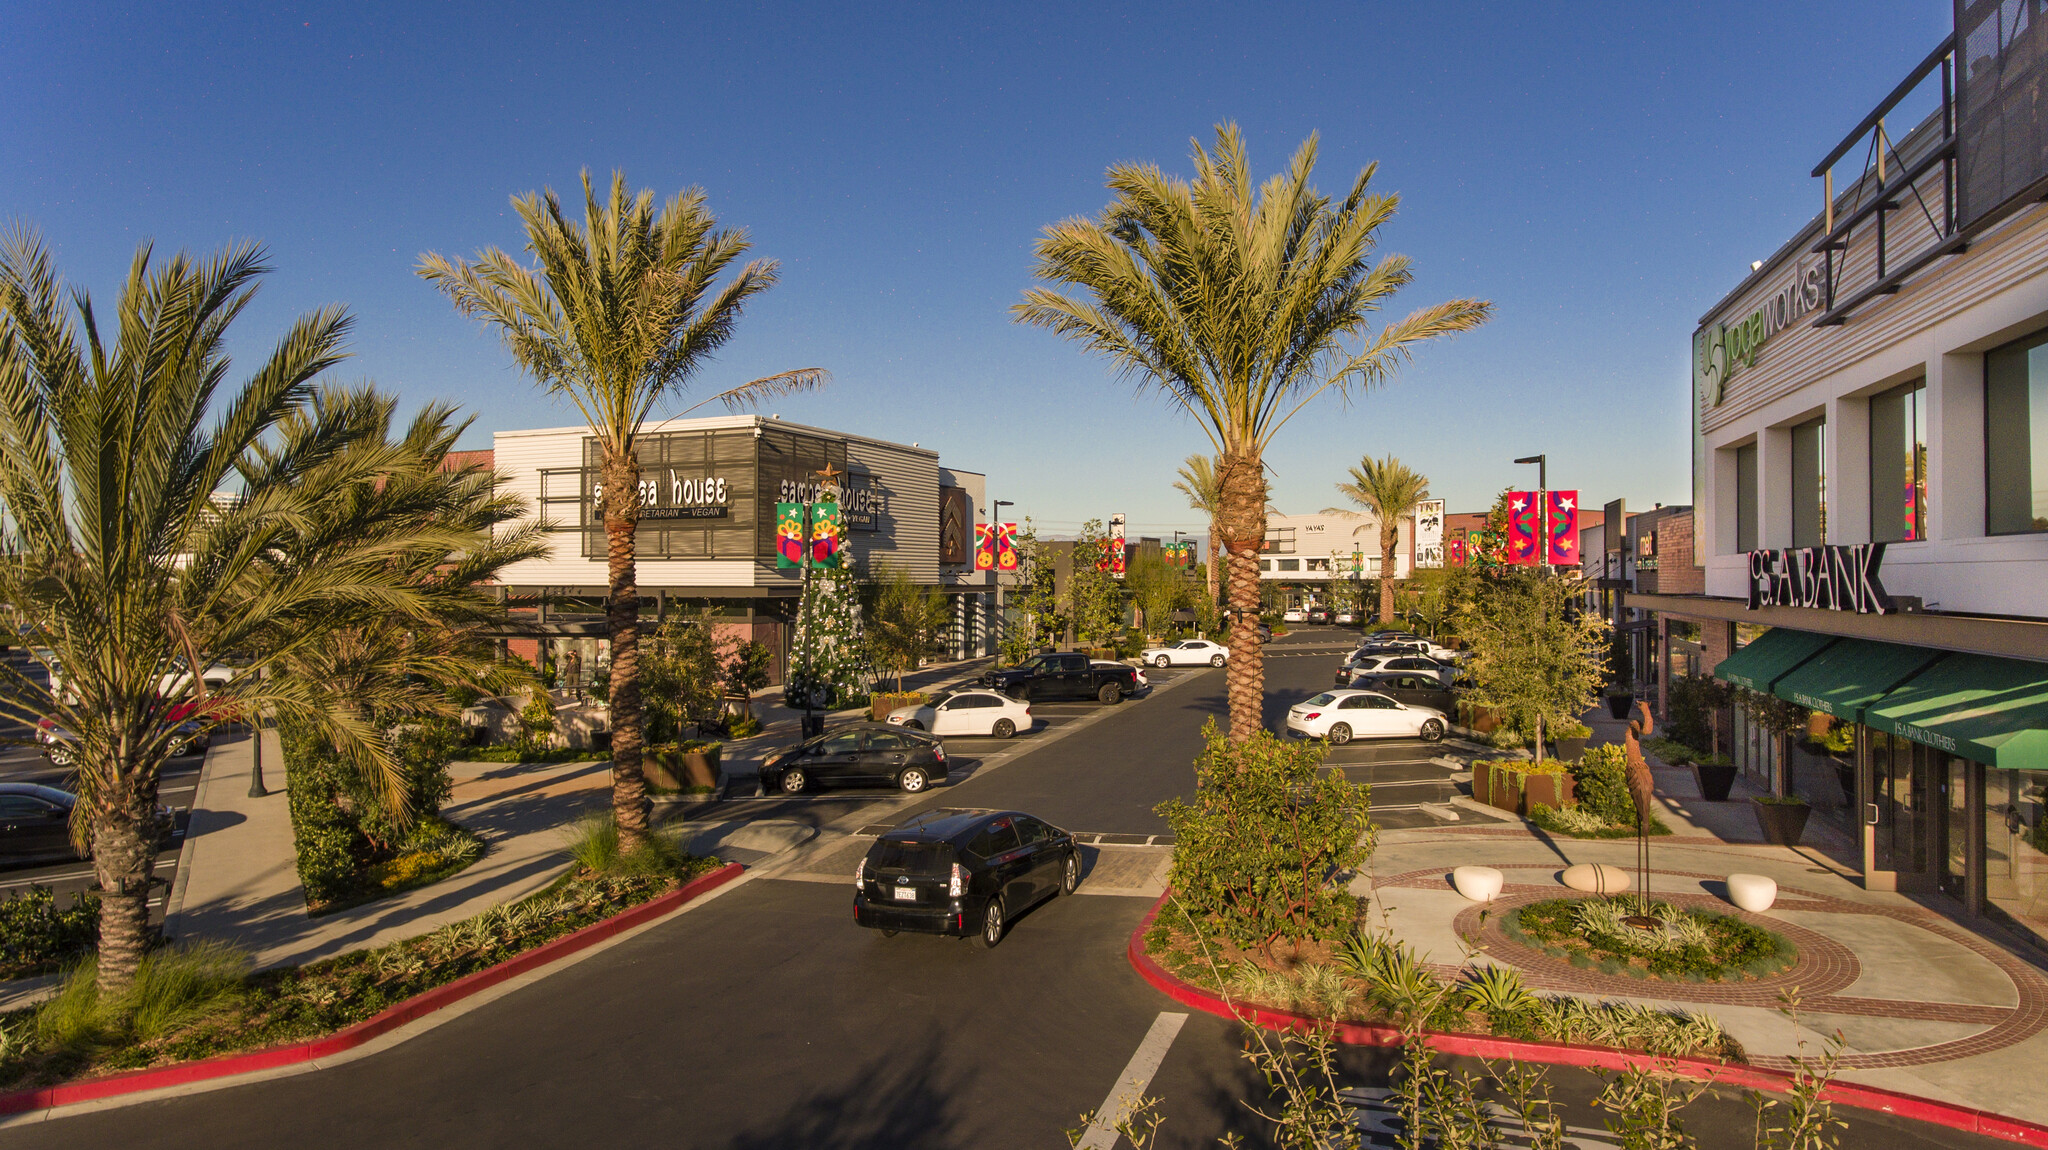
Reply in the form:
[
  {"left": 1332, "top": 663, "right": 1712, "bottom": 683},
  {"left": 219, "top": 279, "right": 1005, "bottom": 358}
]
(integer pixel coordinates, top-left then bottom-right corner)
[
  {"left": 1125, "top": 892, "right": 2048, "bottom": 1147},
  {"left": 0, "top": 861, "right": 745, "bottom": 1118}
]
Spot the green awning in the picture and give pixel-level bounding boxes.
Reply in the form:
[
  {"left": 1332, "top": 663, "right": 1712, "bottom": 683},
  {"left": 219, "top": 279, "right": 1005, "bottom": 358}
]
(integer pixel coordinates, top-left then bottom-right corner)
[
  {"left": 1865, "top": 654, "right": 2048, "bottom": 771},
  {"left": 1771, "top": 638, "right": 1946, "bottom": 721},
  {"left": 1712, "top": 628, "right": 1836, "bottom": 693}
]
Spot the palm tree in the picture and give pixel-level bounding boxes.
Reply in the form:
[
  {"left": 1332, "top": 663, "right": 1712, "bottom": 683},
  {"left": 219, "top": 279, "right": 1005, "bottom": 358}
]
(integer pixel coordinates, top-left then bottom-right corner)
[
  {"left": 0, "top": 232, "right": 485, "bottom": 993},
  {"left": 1326, "top": 455, "right": 1431, "bottom": 624},
  {"left": 420, "top": 171, "right": 826, "bottom": 849},
  {"left": 1016, "top": 125, "right": 1490, "bottom": 739},
  {"left": 1172, "top": 454, "right": 1224, "bottom": 608}
]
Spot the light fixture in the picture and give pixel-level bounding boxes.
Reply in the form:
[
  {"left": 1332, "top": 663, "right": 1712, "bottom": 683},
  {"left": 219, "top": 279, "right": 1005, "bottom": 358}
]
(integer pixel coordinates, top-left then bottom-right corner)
[{"left": 1750, "top": 260, "right": 1764, "bottom": 272}]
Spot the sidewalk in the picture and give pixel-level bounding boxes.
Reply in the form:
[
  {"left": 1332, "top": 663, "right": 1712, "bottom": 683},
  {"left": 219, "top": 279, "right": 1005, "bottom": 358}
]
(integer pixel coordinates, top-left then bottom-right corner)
[
  {"left": 1369, "top": 712, "right": 2048, "bottom": 1126},
  {"left": 167, "top": 730, "right": 616, "bottom": 970}
]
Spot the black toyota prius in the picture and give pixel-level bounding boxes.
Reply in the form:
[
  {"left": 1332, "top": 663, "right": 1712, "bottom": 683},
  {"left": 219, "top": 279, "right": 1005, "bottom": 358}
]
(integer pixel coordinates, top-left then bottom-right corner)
[{"left": 852, "top": 808, "right": 1080, "bottom": 948}]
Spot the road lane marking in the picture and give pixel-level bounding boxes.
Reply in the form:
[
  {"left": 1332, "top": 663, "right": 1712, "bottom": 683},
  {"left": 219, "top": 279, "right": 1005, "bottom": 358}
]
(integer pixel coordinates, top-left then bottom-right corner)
[{"left": 1076, "top": 1011, "right": 1187, "bottom": 1150}]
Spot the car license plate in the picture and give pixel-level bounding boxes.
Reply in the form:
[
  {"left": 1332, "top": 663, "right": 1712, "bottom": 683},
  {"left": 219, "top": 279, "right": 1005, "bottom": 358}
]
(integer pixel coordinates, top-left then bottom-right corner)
[{"left": 891, "top": 886, "right": 917, "bottom": 902}]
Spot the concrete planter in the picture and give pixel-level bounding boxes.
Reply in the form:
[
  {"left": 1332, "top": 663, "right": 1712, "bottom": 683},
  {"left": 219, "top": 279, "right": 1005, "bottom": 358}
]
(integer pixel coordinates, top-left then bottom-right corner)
[
  {"left": 1555, "top": 736, "right": 1589, "bottom": 761},
  {"left": 1695, "top": 762, "right": 1738, "bottom": 801},
  {"left": 1751, "top": 800, "right": 1811, "bottom": 846},
  {"left": 1475, "top": 762, "right": 1574, "bottom": 816}
]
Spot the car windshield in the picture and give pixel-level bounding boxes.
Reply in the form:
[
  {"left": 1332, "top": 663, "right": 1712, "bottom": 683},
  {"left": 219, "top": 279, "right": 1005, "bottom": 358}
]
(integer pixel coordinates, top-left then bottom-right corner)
[
  {"left": 1173, "top": 641, "right": 1200, "bottom": 649},
  {"left": 1304, "top": 693, "right": 1337, "bottom": 707},
  {"left": 867, "top": 839, "right": 955, "bottom": 875}
]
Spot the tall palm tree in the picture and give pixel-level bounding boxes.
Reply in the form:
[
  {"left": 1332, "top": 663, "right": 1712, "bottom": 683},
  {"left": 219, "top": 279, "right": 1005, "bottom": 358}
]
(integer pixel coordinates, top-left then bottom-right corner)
[
  {"left": 1016, "top": 125, "right": 1490, "bottom": 739},
  {"left": 1172, "top": 454, "right": 1224, "bottom": 607},
  {"left": 0, "top": 232, "right": 481, "bottom": 993},
  {"left": 421, "top": 171, "right": 826, "bottom": 850},
  {"left": 1326, "top": 455, "right": 1431, "bottom": 624}
]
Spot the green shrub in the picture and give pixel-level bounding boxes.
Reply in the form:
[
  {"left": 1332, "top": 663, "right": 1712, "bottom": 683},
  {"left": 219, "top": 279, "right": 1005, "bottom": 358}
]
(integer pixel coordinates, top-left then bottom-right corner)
[
  {"left": 1571, "top": 744, "right": 1636, "bottom": 827},
  {"left": 280, "top": 717, "right": 368, "bottom": 907},
  {"left": 562, "top": 815, "right": 704, "bottom": 881},
  {"left": 35, "top": 942, "right": 251, "bottom": 1051},
  {"left": 0, "top": 888, "right": 99, "bottom": 980},
  {"left": 1511, "top": 897, "right": 1791, "bottom": 982},
  {"left": 727, "top": 713, "right": 763, "bottom": 739},
  {"left": 1643, "top": 736, "right": 1699, "bottom": 766},
  {"left": 1155, "top": 721, "right": 1373, "bottom": 949},
  {"left": 1666, "top": 674, "right": 1731, "bottom": 751}
]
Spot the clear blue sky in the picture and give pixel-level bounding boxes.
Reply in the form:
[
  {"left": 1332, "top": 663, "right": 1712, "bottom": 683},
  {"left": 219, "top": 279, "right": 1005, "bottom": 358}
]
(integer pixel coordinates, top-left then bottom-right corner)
[{"left": 3, "top": 2, "right": 1952, "bottom": 536}]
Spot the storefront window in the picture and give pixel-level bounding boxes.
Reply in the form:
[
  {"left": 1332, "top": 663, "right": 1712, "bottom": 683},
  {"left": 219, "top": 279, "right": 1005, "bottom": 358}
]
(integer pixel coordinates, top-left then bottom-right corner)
[
  {"left": 1734, "top": 443, "right": 1758, "bottom": 552},
  {"left": 1277, "top": 559, "right": 1300, "bottom": 572},
  {"left": 1986, "top": 330, "right": 2048, "bottom": 534},
  {"left": 1873, "top": 731, "right": 1926, "bottom": 874},
  {"left": 1788, "top": 725, "right": 1855, "bottom": 846},
  {"left": 1985, "top": 769, "right": 2048, "bottom": 948},
  {"left": 1791, "top": 419, "right": 1827, "bottom": 547},
  {"left": 1942, "top": 756, "right": 1970, "bottom": 903},
  {"left": 1870, "top": 381, "right": 1928, "bottom": 542}
]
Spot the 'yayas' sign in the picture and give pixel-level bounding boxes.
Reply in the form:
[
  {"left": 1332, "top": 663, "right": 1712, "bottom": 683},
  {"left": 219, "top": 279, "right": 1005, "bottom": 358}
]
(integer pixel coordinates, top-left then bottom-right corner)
[{"left": 1746, "top": 544, "right": 1892, "bottom": 614}]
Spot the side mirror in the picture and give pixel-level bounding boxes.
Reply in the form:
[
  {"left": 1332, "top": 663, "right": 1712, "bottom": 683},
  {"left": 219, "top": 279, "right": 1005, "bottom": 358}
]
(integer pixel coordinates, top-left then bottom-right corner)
[{"left": 806, "top": 746, "right": 824, "bottom": 756}]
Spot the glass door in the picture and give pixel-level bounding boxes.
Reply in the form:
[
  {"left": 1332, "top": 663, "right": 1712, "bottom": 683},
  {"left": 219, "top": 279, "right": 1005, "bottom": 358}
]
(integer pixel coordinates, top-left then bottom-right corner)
[{"left": 1941, "top": 756, "right": 1970, "bottom": 902}]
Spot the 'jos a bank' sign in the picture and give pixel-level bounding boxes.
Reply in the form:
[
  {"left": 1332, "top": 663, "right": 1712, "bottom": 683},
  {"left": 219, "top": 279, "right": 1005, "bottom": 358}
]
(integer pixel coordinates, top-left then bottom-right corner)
[{"left": 1746, "top": 543, "right": 1892, "bottom": 614}]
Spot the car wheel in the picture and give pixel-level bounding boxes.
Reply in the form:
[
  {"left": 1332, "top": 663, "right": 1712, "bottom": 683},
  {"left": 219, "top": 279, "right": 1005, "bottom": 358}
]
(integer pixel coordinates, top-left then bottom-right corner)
[
  {"left": 880, "top": 929, "right": 899, "bottom": 937},
  {"left": 779, "top": 768, "right": 808, "bottom": 794},
  {"left": 1419, "top": 719, "right": 1445, "bottom": 743},
  {"left": 1154, "top": 655, "right": 1170, "bottom": 668},
  {"left": 903, "top": 719, "right": 924, "bottom": 731},
  {"left": 897, "top": 766, "right": 929, "bottom": 793},
  {"left": 991, "top": 718, "right": 1016, "bottom": 739},
  {"left": 1209, "top": 654, "right": 1226, "bottom": 667},
  {"left": 1097, "top": 682, "right": 1121, "bottom": 705},
  {"left": 1060, "top": 850, "right": 1081, "bottom": 895},
  {"left": 976, "top": 897, "right": 1005, "bottom": 948},
  {"left": 1328, "top": 723, "right": 1353, "bottom": 746}
]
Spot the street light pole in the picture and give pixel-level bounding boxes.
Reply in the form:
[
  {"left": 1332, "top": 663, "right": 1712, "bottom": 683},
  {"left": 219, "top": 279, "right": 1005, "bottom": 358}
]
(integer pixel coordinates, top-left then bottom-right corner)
[{"left": 1514, "top": 454, "right": 1548, "bottom": 572}]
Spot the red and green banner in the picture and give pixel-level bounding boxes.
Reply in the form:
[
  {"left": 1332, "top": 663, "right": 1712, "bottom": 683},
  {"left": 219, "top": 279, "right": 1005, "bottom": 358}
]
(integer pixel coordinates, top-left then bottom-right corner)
[
  {"left": 1505, "top": 491, "right": 1541, "bottom": 565},
  {"left": 1447, "top": 538, "right": 1467, "bottom": 566},
  {"left": 995, "top": 522, "right": 1019, "bottom": 571},
  {"left": 775, "top": 502, "right": 806, "bottom": 569},
  {"left": 810, "top": 500, "right": 844, "bottom": 568},
  {"left": 1545, "top": 490, "right": 1580, "bottom": 566},
  {"left": 974, "top": 523, "right": 996, "bottom": 570}
]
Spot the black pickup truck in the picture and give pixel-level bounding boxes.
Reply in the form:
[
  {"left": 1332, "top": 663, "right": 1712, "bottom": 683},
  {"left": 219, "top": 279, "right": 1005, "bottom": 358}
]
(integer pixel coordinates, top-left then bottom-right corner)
[{"left": 981, "top": 652, "right": 1140, "bottom": 704}]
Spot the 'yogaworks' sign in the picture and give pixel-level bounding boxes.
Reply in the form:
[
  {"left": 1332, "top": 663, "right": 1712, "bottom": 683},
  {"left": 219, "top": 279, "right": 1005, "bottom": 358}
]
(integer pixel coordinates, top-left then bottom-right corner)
[
  {"left": 1745, "top": 544, "right": 1892, "bottom": 614},
  {"left": 1694, "top": 259, "right": 1826, "bottom": 407}
]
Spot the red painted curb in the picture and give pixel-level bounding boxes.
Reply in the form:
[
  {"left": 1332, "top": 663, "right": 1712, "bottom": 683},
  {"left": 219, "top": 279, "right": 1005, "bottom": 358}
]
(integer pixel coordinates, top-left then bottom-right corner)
[
  {"left": 1128, "top": 892, "right": 2048, "bottom": 1147},
  {"left": 0, "top": 861, "right": 745, "bottom": 1116}
]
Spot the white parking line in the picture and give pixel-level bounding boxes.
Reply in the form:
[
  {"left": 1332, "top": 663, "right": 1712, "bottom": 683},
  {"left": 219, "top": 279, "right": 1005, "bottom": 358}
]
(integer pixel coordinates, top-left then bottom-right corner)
[{"left": 1076, "top": 1011, "right": 1188, "bottom": 1150}]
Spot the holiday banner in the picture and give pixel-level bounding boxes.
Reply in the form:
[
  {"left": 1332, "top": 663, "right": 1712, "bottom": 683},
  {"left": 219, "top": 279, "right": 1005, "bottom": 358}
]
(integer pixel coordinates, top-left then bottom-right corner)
[
  {"left": 995, "top": 522, "right": 1020, "bottom": 571},
  {"left": 1108, "top": 514, "right": 1128, "bottom": 577},
  {"left": 809, "top": 500, "right": 844, "bottom": 568},
  {"left": 1414, "top": 500, "right": 1444, "bottom": 569},
  {"left": 1505, "top": 491, "right": 1541, "bottom": 566},
  {"left": 775, "top": 502, "right": 807, "bottom": 569},
  {"left": 1545, "top": 490, "right": 1581, "bottom": 566},
  {"left": 974, "top": 523, "right": 996, "bottom": 570},
  {"left": 1447, "top": 538, "right": 1467, "bottom": 567}
]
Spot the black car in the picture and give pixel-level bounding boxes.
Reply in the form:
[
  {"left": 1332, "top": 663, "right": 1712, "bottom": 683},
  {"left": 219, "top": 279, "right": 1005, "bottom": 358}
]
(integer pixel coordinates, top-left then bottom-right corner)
[
  {"left": 760, "top": 724, "right": 948, "bottom": 795},
  {"left": 1346, "top": 671, "right": 1458, "bottom": 717},
  {"left": 1305, "top": 606, "right": 1332, "bottom": 625},
  {"left": 0, "top": 784, "right": 82, "bottom": 862},
  {"left": 852, "top": 807, "right": 1079, "bottom": 947},
  {"left": 980, "top": 652, "right": 1139, "bottom": 704}
]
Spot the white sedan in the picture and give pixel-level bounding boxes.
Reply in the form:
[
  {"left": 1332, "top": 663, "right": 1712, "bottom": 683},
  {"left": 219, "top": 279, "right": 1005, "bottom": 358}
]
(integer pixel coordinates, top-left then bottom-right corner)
[
  {"left": 1285, "top": 689, "right": 1447, "bottom": 745},
  {"left": 885, "top": 690, "right": 1034, "bottom": 738},
  {"left": 1138, "top": 639, "right": 1230, "bottom": 668}
]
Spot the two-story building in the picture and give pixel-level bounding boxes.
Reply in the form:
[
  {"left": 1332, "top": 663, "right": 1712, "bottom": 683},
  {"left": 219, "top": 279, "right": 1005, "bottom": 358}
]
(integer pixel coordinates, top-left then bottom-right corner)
[{"left": 1631, "top": 24, "right": 2048, "bottom": 949}]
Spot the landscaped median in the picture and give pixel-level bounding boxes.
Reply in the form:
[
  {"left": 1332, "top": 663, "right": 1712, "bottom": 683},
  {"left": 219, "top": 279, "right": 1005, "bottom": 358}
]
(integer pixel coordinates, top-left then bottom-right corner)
[
  {"left": 0, "top": 858, "right": 743, "bottom": 1116},
  {"left": 1126, "top": 893, "right": 2048, "bottom": 1147}
]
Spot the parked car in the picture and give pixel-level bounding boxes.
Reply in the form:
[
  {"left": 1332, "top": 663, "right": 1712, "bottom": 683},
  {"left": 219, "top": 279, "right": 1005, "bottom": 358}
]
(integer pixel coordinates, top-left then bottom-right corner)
[
  {"left": 1138, "top": 639, "right": 1229, "bottom": 668},
  {"left": 1282, "top": 609, "right": 1306, "bottom": 623},
  {"left": 980, "top": 652, "right": 1140, "bottom": 704},
  {"left": 1336, "top": 652, "right": 1453, "bottom": 686},
  {"left": 0, "top": 783, "right": 174, "bottom": 862},
  {"left": 1345, "top": 671, "right": 1457, "bottom": 717},
  {"left": 1094, "top": 660, "right": 1149, "bottom": 689},
  {"left": 1305, "top": 606, "right": 1332, "bottom": 624},
  {"left": 885, "top": 690, "right": 1033, "bottom": 739},
  {"left": 760, "top": 724, "right": 949, "bottom": 795},
  {"left": 852, "top": 807, "right": 1080, "bottom": 947},
  {"left": 1285, "top": 689, "right": 1447, "bottom": 745},
  {"left": 1333, "top": 611, "right": 1357, "bottom": 625},
  {"left": 38, "top": 708, "right": 211, "bottom": 767}
]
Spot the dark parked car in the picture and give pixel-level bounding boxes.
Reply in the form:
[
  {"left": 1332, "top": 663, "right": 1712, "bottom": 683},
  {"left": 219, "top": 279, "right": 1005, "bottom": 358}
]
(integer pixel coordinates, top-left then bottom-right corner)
[
  {"left": 852, "top": 807, "right": 1080, "bottom": 947},
  {"left": 980, "top": 652, "right": 1139, "bottom": 704},
  {"left": 0, "top": 783, "right": 176, "bottom": 863},
  {"left": 1305, "top": 606, "right": 1333, "bottom": 625},
  {"left": 1346, "top": 671, "right": 1457, "bottom": 717},
  {"left": 760, "top": 724, "right": 948, "bottom": 795}
]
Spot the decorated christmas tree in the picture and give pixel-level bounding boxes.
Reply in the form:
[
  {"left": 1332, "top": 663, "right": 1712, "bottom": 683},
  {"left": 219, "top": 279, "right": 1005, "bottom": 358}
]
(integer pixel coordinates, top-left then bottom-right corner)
[{"left": 785, "top": 500, "right": 871, "bottom": 709}]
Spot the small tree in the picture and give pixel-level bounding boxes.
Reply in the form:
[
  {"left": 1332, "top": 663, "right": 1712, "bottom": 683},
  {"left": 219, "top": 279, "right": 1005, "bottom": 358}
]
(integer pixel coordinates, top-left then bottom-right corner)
[
  {"left": 1462, "top": 568, "right": 1609, "bottom": 761},
  {"left": 864, "top": 562, "right": 952, "bottom": 692},
  {"left": 642, "top": 604, "right": 734, "bottom": 744},
  {"left": 1126, "top": 549, "right": 1191, "bottom": 636},
  {"left": 1002, "top": 521, "right": 1063, "bottom": 663},
  {"left": 1067, "top": 518, "right": 1124, "bottom": 646},
  {"left": 1155, "top": 722, "right": 1375, "bottom": 951}
]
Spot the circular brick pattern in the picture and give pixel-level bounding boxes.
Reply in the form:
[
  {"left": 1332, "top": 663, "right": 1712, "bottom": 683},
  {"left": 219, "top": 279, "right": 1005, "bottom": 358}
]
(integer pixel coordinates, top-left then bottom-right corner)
[{"left": 1376, "top": 864, "right": 2048, "bottom": 1068}]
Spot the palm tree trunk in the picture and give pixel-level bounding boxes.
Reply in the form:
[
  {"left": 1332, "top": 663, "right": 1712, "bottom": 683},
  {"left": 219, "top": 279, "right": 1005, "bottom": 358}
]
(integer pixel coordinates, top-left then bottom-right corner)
[
  {"left": 1217, "top": 450, "right": 1268, "bottom": 742},
  {"left": 1378, "top": 520, "right": 1399, "bottom": 624},
  {"left": 1205, "top": 519, "right": 1221, "bottom": 610},
  {"left": 602, "top": 450, "right": 652, "bottom": 850},
  {"left": 92, "top": 771, "right": 156, "bottom": 995}
]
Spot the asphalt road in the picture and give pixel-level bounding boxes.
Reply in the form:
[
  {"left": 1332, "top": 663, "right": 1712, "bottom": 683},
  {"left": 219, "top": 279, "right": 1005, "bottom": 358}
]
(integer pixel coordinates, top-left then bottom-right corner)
[{"left": 0, "top": 630, "right": 2015, "bottom": 1148}]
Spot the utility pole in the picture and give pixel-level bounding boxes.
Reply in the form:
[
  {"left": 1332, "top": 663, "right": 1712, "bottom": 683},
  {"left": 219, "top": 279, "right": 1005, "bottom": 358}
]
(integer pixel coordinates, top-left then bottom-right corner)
[{"left": 991, "top": 499, "right": 1013, "bottom": 658}]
